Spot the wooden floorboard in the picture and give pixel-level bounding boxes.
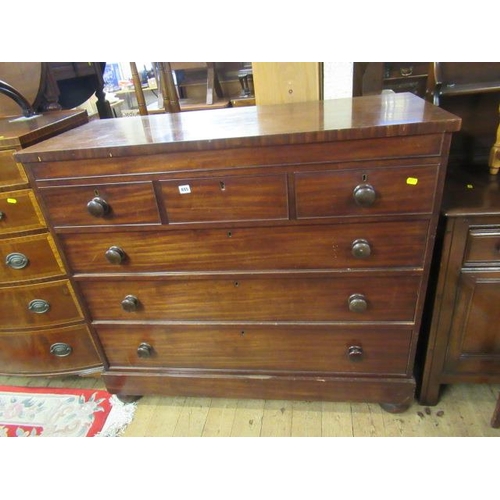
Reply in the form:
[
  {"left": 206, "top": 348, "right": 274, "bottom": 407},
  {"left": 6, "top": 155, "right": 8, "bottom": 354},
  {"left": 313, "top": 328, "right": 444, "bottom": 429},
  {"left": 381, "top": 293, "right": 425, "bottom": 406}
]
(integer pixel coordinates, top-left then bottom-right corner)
[{"left": 0, "top": 375, "right": 498, "bottom": 437}]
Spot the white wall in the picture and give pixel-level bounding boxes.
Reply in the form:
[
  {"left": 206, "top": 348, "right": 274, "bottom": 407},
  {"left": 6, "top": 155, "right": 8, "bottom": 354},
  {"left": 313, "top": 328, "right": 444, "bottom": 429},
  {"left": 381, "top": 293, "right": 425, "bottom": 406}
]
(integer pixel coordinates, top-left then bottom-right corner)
[{"left": 323, "top": 62, "right": 353, "bottom": 99}]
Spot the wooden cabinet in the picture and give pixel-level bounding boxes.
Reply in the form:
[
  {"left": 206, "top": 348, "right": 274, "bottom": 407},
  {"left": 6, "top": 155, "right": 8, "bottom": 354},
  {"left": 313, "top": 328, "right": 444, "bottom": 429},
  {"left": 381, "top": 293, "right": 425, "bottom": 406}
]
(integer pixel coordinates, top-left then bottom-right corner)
[
  {"left": 0, "top": 111, "right": 103, "bottom": 376},
  {"left": 16, "top": 94, "right": 460, "bottom": 409},
  {"left": 419, "top": 167, "right": 500, "bottom": 405}
]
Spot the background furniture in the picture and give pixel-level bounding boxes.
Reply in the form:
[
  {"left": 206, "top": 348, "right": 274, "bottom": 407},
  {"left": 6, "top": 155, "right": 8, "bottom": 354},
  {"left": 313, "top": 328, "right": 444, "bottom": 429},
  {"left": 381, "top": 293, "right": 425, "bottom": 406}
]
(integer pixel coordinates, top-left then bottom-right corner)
[
  {"left": 0, "top": 109, "right": 103, "bottom": 376},
  {"left": 418, "top": 166, "right": 500, "bottom": 415},
  {"left": 16, "top": 93, "right": 460, "bottom": 409}
]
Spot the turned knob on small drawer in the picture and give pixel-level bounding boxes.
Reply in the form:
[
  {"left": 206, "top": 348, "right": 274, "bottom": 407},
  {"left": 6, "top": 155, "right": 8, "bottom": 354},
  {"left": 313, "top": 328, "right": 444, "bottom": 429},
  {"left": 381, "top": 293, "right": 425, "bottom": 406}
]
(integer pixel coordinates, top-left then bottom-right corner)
[
  {"left": 137, "top": 342, "right": 153, "bottom": 358},
  {"left": 353, "top": 184, "right": 376, "bottom": 207},
  {"left": 87, "top": 196, "right": 110, "bottom": 217},
  {"left": 351, "top": 239, "right": 371, "bottom": 258},
  {"left": 5, "top": 252, "right": 29, "bottom": 269},
  {"left": 121, "top": 295, "right": 139, "bottom": 312},
  {"left": 347, "top": 345, "right": 364, "bottom": 362},
  {"left": 348, "top": 293, "right": 368, "bottom": 312},
  {"left": 50, "top": 342, "right": 73, "bottom": 357},
  {"left": 105, "top": 246, "right": 126, "bottom": 264}
]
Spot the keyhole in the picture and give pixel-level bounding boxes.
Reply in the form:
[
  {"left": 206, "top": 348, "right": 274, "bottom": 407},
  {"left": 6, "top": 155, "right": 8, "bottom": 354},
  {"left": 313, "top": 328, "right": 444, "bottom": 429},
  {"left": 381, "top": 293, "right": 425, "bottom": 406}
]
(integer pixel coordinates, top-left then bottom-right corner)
[
  {"left": 219, "top": 181, "right": 226, "bottom": 191},
  {"left": 94, "top": 189, "right": 100, "bottom": 196},
  {"left": 227, "top": 231, "right": 232, "bottom": 238},
  {"left": 362, "top": 174, "right": 368, "bottom": 182}
]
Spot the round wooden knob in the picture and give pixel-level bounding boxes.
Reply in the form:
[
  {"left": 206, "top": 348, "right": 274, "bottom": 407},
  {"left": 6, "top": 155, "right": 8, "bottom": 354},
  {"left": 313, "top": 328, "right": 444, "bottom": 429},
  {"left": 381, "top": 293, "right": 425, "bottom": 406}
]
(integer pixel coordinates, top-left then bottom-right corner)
[
  {"left": 87, "top": 196, "right": 110, "bottom": 217},
  {"left": 348, "top": 293, "right": 368, "bottom": 313},
  {"left": 28, "top": 299, "right": 50, "bottom": 314},
  {"left": 5, "top": 252, "right": 29, "bottom": 269},
  {"left": 347, "top": 345, "right": 364, "bottom": 362},
  {"left": 353, "top": 184, "right": 376, "bottom": 207},
  {"left": 121, "top": 295, "right": 139, "bottom": 312},
  {"left": 351, "top": 239, "right": 371, "bottom": 258},
  {"left": 50, "top": 342, "right": 73, "bottom": 357},
  {"left": 105, "top": 246, "right": 126, "bottom": 264},
  {"left": 137, "top": 342, "right": 153, "bottom": 358}
]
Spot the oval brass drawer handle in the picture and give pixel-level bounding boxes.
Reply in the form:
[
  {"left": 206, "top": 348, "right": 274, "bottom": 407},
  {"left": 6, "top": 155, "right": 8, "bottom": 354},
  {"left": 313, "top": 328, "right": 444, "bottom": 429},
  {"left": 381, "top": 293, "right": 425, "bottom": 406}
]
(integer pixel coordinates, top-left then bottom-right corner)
[
  {"left": 347, "top": 345, "right": 364, "bottom": 362},
  {"left": 50, "top": 342, "right": 73, "bottom": 357},
  {"left": 28, "top": 299, "right": 50, "bottom": 314},
  {"left": 351, "top": 239, "right": 371, "bottom": 259},
  {"left": 348, "top": 293, "right": 368, "bottom": 313},
  {"left": 5, "top": 252, "right": 29, "bottom": 270},
  {"left": 137, "top": 342, "right": 153, "bottom": 358},
  {"left": 87, "top": 196, "right": 110, "bottom": 217},
  {"left": 353, "top": 184, "right": 376, "bottom": 207}
]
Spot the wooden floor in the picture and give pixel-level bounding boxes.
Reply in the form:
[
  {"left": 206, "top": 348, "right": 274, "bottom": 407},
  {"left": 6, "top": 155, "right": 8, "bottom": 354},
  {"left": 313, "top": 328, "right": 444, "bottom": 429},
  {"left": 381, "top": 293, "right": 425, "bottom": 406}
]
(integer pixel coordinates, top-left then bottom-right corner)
[{"left": 1, "top": 374, "right": 499, "bottom": 437}]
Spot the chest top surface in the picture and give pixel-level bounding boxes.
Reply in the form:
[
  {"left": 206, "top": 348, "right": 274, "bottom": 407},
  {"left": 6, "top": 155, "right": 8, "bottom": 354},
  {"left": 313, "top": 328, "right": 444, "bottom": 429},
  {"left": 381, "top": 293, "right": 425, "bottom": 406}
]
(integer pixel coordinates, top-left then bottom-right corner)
[{"left": 14, "top": 93, "right": 460, "bottom": 163}]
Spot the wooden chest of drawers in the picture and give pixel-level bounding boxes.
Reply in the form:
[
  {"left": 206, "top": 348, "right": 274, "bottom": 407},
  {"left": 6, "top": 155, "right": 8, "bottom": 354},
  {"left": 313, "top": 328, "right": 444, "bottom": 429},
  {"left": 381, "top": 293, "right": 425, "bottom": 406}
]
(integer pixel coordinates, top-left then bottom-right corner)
[
  {"left": 17, "top": 94, "right": 461, "bottom": 410},
  {"left": 0, "top": 111, "right": 103, "bottom": 376}
]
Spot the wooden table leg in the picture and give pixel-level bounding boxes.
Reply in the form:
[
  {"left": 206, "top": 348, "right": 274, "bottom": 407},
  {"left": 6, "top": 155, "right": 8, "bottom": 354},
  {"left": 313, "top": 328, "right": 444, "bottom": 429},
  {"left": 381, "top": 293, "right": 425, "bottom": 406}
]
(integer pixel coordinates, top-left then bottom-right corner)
[
  {"left": 489, "top": 104, "right": 500, "bottom": 175},
  {"left": 491, "top": 392, "right": 500, "bottom": 428}
]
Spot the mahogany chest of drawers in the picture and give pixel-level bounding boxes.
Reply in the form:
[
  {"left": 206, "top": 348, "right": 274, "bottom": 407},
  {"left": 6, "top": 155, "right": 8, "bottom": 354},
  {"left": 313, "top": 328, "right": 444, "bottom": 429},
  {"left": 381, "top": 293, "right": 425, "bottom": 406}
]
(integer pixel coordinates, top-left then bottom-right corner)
[
  {"left": 16, "top": 93, "right": 461, "bottom": 410},
  {"left": 0, "top": 110, "right": 103, "bottom": 376}
]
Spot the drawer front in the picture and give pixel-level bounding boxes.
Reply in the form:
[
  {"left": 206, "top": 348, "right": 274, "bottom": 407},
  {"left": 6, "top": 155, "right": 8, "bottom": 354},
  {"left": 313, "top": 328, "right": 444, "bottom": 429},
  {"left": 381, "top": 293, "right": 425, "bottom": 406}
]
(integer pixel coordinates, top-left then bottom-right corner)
[
  {"left": 1, "top": 233, "right": 66, "bottom": 284},
  {"left": 295, "top": 164, "right": 438, "bottom": 218},
  {"left": 0, "top": 150, "right": 28, "bottom": 189},
  {"left": 159, "top": 174, "right": 288, "bottom": 223},
  {"left": 464, "top": 227, "right": 500, "bottom": 266},
  {"left": 61, "top": 220, "right": 429, "bottom": 273},
  {"left": 80, "top": 275, "right": 420, "bottom": 322},
  {"left": 38, "top": 182, "right": 160, "bottom": 227},
  {"left": 0, "top": 324, "right": 102, "bottom": 375},
  {"left": 0, "top": 189, "right": 46, "bottom": 235},
  {"left": 96, "top": 323, "right": 412, "bottom": 375},
  {"left": 0, "top": 279, "right": 83, "bottom": 328}
]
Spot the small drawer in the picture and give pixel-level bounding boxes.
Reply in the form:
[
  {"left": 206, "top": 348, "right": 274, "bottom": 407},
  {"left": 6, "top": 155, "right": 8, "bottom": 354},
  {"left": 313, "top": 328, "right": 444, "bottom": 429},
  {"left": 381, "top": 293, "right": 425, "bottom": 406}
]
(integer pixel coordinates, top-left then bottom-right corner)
[
  {"left": 159, "top": 174, "right": 288, "bottom": 224},
  {"left": 80, "top": 274, "right": 420, "bottom": 322},
  {"left": 463, "top": 227, "right": 500, "bottom": 266},
  {"left": 95, "top": 323, "right": 412, "bottom": 375},
  {"left": 0, "top": 279, "right": 84, "bottom": 329},
  {"left": 0, "top": 189, "right": 46, "bottom": 235},
  {"left": 295, "top": 164, "right": 438, "bottom": 219},
  {"left": 59, "top": 220, "right": 429, "bottom": 274},
  {"left": 1, "top": 233, "right": 66, "bottom": 284},
  {"left": 0, "top": 150, "right": 28, "bottom": 189},
  {"left": 38, "top": 182, "right": 160, "bottom": 227},
  {"left": 0, "top": 324, "right": 102, "bottom": 375}
]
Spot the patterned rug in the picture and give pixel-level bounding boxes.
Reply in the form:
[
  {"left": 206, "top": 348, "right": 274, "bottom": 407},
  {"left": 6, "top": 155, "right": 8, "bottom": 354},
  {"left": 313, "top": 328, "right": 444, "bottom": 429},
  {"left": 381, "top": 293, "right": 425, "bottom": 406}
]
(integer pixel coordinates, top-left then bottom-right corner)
[{"left": 0, "top": 385, "right": 136, "bottom": 437}]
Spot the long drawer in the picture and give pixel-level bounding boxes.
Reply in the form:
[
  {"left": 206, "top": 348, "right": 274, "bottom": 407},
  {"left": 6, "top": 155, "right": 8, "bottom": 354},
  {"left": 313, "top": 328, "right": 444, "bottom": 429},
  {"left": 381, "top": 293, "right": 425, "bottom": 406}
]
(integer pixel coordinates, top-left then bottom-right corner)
[
  {"left": 0, "top": 232, "right": 65, "bottom": 284},
  {"left": 0, "top": 324, "right": 101, "bottom": 375},
  {"left": 0, "top": 279, "right": 84, "bottom": 329},
  {"left": 96, "top": 323, "right": 412, "bottom": 375},
  {"left": 295, "top": 164, "right": 439, "bottom": 218},
  {"left": 60, "top": 220, "right": 429, "bottom": 273},
  {"left": 79, "top": 274, "right": 421, "bottom": 322}
]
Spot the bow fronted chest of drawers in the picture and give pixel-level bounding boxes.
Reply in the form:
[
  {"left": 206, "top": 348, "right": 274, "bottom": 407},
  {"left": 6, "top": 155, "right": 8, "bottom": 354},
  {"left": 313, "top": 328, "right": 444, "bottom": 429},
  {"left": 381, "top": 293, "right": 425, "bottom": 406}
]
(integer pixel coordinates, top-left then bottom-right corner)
[
  {"left": 16, "top": 93, "right": 461, "bottom": 410},
  {"left": 0, "top": 110, "right": 103, "bottom": 376}
]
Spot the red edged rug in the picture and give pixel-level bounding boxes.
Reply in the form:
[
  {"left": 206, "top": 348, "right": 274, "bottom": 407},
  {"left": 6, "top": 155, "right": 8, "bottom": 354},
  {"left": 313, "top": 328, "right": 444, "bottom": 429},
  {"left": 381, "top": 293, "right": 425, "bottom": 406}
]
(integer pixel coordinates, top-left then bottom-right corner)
[{"left": 0, "top": 385, "right": 136, "bottom": 437}]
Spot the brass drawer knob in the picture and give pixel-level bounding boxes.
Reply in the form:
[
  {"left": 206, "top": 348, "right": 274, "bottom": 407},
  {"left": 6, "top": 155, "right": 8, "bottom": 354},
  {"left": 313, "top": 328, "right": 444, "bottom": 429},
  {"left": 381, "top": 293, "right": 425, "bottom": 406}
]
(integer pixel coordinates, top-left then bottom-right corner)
[
  {"left": 28, "top": 299, "right": 50, "bottom": 314},
  {"left": 347, "top": 345, "right": 364, "bottom": 362},
  {"left": 351, "top": 239, "right": 371, "bottom": 258},
  {"left": 137, "top": 342, "right": 153, "bottom": 358},
  {"left": 348, "top": 293, "right": 368, "bottom": 313},
  {"left": 105, "top": 246, "right": 126, "bottom": 264},
  {"left": 5, "top": 252, "right": 29, "bottom": 269},
  {"left": 121, "top": 295, "right": 139, "bottom": 312},
  {"left": 353, "top": 184, "right": 376, "bottom": 207},
  {"left": 50, "top": 342, "right": 73, "bottom": 357},
  {"left": 87, "top": 196, "right": 110, "bottom": 217}
]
